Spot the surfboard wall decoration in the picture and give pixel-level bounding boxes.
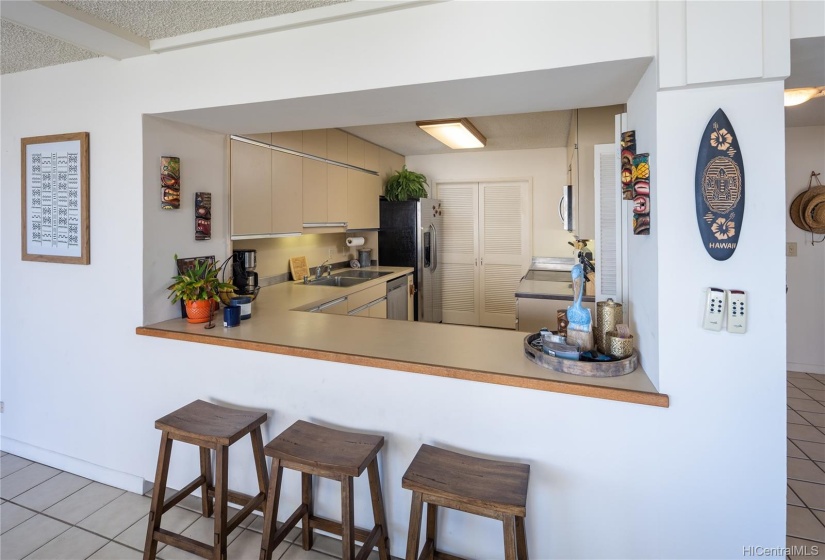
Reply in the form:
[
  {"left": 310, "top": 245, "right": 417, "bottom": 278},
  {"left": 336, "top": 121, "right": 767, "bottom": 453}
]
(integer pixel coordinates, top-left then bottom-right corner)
[{"left": 695, "top": 108, "right": 745, "bottom": 261}]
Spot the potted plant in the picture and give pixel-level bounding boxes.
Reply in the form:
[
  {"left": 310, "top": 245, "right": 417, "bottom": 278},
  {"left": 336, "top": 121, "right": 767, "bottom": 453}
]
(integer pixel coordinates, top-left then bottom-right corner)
[
  {"left": 384, "top": 165, "right": 429, "bottom": 201},
  {"left": 167, "top": 257, "right": 235, "bottom": 324}
]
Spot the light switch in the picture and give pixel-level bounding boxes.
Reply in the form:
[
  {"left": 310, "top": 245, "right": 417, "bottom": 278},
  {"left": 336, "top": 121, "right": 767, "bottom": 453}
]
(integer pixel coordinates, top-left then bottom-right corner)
[{"left": 787, "top": 242, "right": 797, "bottom": 257}]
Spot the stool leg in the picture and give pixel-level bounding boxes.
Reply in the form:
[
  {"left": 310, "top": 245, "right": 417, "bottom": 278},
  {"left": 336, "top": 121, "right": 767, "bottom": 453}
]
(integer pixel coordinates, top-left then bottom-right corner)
[
  {"left": 502, "top": 514, "right": 517, "bottom": 560},
  {"left": 515, "top": 516, "right": 528, "bottom": 560},
  {"left": 199, "top": 447, "right": 213, "bottom": 518},
  {"left": 341, "top": 475, "right": 355, "bottom": 560},
  {"left": 367, "top": 459, "right": 390, "bottom": 560},
  {"left": 425, "top": 503, "right": 438, "bottom": 559},
  {"left": 213, "top": 445, "right": 229, "bottom": 560},
  {"left": 143, "top": 432, "right": 173, "bottom": 560},
  {"left": 260, "top": 458, "right": 283, "bottom": 560},
  {"left": 301, "top": 473, "right": 314, "bottom": 550},
  {"left": 405, "top": 491, "right": 424, "bottom": 560},
  {"left": 250, "top": 427, "right": 269, "bottom": 497}
]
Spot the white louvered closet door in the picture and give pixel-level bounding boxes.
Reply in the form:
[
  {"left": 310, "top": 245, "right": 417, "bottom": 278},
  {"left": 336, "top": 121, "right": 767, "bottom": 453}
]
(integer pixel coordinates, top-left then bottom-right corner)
[
  {"left": 594, "top": 143, "right": 622, "bottom": 303},
  {"left": 438, "top": 183, "right": 479, "bottom": 326},
  {"left": 479, "top": 181, "right": 532, "bottom": 329}
]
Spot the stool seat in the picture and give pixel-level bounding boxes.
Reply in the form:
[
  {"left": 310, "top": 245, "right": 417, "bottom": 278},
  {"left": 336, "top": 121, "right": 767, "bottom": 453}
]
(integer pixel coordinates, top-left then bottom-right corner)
[
  {"left": 144, "top": 400, "right": 269, "bottom": 560},
  {"left": 403, "top": 445, "right": 530, "bottom": 560},
  {"left": 264, "top": 420, "right": 383, "bottom": 477},
  {"left": 261, "top": 421, "right": 390, "bottom": 560},
  {"left": 155, "top": 399, "right": 266, "bottom": 447},
  {"left": 403, "top": 444, "right": 529, "bottom": 518}
]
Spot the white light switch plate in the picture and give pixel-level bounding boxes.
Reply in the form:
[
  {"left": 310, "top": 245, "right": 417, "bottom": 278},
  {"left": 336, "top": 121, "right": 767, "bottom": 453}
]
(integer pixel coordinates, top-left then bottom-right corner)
[
  {"left": 726, "top": 290, "right": 747, "bottom": 334},
  {"left": 703, "top": 288, "right": 726, "bottom": 331}
]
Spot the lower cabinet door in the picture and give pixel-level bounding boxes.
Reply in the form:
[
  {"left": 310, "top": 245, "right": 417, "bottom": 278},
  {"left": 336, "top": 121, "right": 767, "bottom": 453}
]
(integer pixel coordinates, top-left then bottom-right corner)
[{"left": 369, "top": 299, "right": 387, "bottom": 319}]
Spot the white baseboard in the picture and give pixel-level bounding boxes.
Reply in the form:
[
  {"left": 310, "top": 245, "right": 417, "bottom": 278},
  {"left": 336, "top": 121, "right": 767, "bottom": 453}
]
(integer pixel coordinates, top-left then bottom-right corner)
[
  {"left": 0, "top": 437, "right": 147, "bottom": 494},
  {"left": 788, "top": 362, "right": 825, "bottom": 375}
]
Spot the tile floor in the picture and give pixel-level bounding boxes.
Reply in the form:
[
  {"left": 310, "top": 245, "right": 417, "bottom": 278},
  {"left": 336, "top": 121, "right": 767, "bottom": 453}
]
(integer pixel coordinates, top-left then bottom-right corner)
[
  {"left": 1, "top": 451, "right": 384, "bottom": 560},
  {"left": 786, "top": 371, "right": 825, "bottom": 558},
  {"left": 2, "top": 371, "right": 824, "bottom": 559}
]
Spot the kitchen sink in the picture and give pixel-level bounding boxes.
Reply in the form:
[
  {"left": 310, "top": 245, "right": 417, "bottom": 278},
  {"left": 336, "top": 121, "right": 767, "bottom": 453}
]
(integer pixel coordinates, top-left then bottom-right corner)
[
  {"left": 305, "top": 276, "right": 371, "bottom": 287},
  {"left": 332, "top": 270, "right": 394, "bottom": 279}
]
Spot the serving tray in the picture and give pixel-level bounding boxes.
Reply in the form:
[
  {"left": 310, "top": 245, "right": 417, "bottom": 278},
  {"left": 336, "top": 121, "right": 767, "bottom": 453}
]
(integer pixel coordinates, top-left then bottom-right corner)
[{"left": 523, "top": 333, "right": 637, "bottom": 378}]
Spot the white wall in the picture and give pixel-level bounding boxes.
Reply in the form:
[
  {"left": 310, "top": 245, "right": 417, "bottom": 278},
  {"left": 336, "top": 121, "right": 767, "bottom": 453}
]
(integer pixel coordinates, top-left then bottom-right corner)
[
  {"left": 655, "top": 81, "right": 787, "bottom": 548},
  {"left": 143, "top": 116, "right": 231, "bottom": 325},
  {"left": 785, "top": 126, "right": 825, "bottom": 374},
  {"left": 406, "top": 148, "right": 574, "bottom": 259},
  {"left": 626, "top": 61, "right": 660, "bottom": 388},
  {"left": 0, "top": 1, "right": 790, "bottom": 557}
]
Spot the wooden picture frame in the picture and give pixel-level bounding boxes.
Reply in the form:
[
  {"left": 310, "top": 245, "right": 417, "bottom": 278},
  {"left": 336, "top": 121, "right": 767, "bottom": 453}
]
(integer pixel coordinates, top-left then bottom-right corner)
[{"left": 21, "top": 132, "right": 90, "bottom": 264}]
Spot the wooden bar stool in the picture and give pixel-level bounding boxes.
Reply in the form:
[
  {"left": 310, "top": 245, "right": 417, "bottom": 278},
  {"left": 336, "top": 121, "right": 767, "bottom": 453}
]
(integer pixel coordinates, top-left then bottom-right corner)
[
  {"left": 260, "top": 420, "right": 390, "bottom": 560},
  {"left": 143, "top": 400, "right": 268, "bottom": 560},
  {"left": 402, "top": 445, "right": 530, "bottom": 560}
]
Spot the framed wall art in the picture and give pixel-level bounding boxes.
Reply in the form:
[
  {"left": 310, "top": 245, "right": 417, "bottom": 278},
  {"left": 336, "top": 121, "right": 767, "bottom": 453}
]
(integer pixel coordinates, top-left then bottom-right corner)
[{"left": 21, "top": 132, "right": 90, "bottom": 264}]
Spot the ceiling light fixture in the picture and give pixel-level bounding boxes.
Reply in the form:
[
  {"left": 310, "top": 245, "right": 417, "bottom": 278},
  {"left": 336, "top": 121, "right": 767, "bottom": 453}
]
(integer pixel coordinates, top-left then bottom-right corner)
[
  {"left": 416, "top": 118, "right": 486, "bottom": 149},
  {"left": 784, "top": 86, "right": 825, "bottom": 107}
]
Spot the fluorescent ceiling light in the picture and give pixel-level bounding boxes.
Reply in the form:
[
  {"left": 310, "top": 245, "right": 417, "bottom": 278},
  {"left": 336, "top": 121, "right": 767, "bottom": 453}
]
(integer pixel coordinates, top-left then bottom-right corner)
[
  {"left": 784, "top": 86, "right": 825, "bottom": 107},
  {"left": 416, "top": 118, "right": 486, "bottom": 149}
]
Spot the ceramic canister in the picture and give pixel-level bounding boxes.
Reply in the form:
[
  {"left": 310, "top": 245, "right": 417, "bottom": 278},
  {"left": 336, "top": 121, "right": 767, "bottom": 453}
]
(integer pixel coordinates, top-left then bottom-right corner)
[{"left": 596, "top": 299, "right": 623, "bottom": 354}]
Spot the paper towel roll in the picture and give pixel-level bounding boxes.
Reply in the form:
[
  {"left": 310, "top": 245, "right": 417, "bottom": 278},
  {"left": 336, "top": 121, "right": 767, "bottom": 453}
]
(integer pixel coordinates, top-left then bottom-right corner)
[{"left": 346, "top": 237, "right": 365, "bottom": 247}]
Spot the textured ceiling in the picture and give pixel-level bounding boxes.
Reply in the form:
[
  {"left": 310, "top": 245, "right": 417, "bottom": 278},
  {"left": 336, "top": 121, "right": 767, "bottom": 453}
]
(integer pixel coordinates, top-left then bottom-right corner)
[
  {"left": 342, "top": 111, "right": 575, "bottom": 156},
  {"left": 1, "top": 0, "right": 349, "bottom": 74},
  {"left": 60, "top": 0, "right": 349, "bottom": 40},
  {"left": 1, "top": 19, "right": 100, "bottom": 75}
]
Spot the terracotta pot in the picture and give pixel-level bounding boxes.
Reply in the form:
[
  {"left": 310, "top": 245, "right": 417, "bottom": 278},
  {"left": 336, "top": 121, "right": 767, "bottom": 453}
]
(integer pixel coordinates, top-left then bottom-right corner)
[{"left": 185, "top": 300, "right": 213, "bottom": 324}]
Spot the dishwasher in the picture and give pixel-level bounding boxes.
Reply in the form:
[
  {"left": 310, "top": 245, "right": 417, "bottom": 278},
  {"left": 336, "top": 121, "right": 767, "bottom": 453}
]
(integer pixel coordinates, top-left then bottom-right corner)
[{"left": 386, "top": 275, "right": 408, "bottom": 321}]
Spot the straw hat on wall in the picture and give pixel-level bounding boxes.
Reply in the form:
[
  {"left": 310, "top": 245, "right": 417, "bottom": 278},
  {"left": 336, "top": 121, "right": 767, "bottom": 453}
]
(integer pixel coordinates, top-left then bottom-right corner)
[{"left": 790, "top": 172, "right": 825, "bottom": 234}]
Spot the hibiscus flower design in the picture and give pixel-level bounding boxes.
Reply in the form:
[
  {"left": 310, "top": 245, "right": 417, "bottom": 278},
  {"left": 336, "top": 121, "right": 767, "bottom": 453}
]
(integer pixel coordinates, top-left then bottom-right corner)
[
  {"left": 711, "top": 217, "right": 736, "bottom": 240},
  {"left": 710, "top": 123, "right": 732, "bottom": 151}
]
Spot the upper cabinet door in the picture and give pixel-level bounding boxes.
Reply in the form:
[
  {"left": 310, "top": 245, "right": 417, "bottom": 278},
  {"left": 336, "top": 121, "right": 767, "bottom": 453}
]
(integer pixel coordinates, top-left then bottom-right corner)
[
  {"left": 327, "top": 130, "right": 349, "bottom": 223},
  {"left": 302, "top": 129, "right": 328, "bottom": 224},
  {"left": 271, "top": 150, "right": 303, "bottom": 234},
  {"left": 347, "top": 135, "right": 365, "bottom": 168},
  {"left": 270, "top": 131, "right": 302, "bottom": 151},
  {"left": 364, "top": 142, "right": 379, "bottom": 173},
  {"left": 231, "top": 139, "right": 271, "bottom": 236}
]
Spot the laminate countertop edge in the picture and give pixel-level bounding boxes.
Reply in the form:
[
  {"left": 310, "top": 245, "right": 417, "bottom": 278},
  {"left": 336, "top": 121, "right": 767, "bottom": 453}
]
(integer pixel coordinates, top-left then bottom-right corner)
[{"left": 135, "top": 325, "right": 670, "bottom": 408}]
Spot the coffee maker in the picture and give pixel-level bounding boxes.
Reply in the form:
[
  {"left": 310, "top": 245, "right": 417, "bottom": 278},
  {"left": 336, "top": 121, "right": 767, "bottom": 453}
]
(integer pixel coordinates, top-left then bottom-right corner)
[{"left": 232, "top": 250, "right": 258, "bottom": 295}]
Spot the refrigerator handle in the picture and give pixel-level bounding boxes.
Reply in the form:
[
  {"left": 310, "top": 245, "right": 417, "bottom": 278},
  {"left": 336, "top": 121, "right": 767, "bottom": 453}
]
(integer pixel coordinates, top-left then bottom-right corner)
[{"left": 429, "top": 223, "right": 438, "bottom": 272}]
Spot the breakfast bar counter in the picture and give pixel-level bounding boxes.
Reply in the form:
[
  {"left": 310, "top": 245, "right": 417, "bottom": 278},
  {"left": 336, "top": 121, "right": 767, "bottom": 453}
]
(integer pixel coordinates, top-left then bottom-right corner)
[{"left": 137, "top": 267, "right": 668, "bottom": 408}]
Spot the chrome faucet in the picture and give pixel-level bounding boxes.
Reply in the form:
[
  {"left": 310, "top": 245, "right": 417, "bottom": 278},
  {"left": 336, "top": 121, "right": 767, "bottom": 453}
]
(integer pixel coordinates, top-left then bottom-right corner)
[{"left": 315, "top": 259, "right": 330, "bottom": 280}]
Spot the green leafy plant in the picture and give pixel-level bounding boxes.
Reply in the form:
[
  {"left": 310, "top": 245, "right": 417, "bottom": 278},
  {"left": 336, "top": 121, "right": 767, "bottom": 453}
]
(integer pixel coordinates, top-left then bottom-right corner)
[
  {"left": 167, "top": 256, "right": 234, "bottom": 304},
  {"left": 384, "top": 165, "right": 429, "bottom": 201}
]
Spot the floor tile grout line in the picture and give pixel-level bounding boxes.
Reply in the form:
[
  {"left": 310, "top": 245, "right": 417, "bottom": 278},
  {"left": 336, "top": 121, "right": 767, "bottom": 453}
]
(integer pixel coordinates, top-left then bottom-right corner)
[
  {"left": 0, "top": 458, "right": 35, "bottom": 479},
  {"left": 9, "top": 510, "right": 73, "bottom": 560},
  {"left": 6, "top": 495, "right": 157, "bottom": 550},
  {"left": 2, "top": 465, "right": 64, "bottom": 501},
  {"left": 9, "top": 472, "right": 95, "bottom": 512}
]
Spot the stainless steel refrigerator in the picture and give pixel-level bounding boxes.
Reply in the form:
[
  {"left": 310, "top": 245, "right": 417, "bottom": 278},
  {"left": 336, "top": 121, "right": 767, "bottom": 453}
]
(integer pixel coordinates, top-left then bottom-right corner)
[{"left": 378, "top": 198, "right": 442, "bottom": 323}]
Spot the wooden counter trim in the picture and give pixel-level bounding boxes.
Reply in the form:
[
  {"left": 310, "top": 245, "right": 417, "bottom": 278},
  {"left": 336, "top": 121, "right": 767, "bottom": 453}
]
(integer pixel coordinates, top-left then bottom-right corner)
[{"left": 136, "top": 326, "right": 670, "bottom": 408}]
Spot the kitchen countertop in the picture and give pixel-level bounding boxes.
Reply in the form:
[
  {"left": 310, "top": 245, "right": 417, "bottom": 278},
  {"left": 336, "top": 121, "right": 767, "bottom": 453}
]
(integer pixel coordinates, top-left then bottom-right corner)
[
  {"left": 515, "top": 278, "right": 596, "bottom": 302},
  {"left": 137, "top": 266, "right": 668, "bottom": 408}
]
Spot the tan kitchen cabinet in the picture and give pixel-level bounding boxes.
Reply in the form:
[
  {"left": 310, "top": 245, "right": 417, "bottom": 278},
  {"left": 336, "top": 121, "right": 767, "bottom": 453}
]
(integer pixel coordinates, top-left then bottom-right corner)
[
  {"left": 347, "top": 135, "right": 365, "bottom": 168},
  {"left": 270, "top": 131, "right": 302, "bottom": 151},
  {"left": 327, "top": 130, "right": 348, "bottom": 223},
  {"left": 368, "top": 298, "right": 387, "bottom": 318},
  {"left": 231, "top": 133, "right": 302, "bottom": 237},
  {"left": 407, "top": 273, "right": 414, "bottom": 321},
  {"left": 271, "top": 150, "right": 303, "bottom": 234},
  {"left": 302, "top": 129, "right": 329, "bottom": 224},
  {"left": 347, "top": 168, "right": 379, "bottom": 230},
  {"left": 231, "top": 137, "right": 272, "bottom": 236},
  {"left": 347, "top": 283, "right": 386, "bottom": 313},
  {"left": 319, "top": 297, "right": 348, "bottom": 315}
]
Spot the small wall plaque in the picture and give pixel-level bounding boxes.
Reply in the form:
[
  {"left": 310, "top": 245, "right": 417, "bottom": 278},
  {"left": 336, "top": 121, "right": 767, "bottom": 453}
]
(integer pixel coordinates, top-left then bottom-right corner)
[{"left": 161, "top": 156, "right": 180, "bottom": 210}]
